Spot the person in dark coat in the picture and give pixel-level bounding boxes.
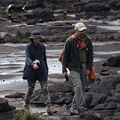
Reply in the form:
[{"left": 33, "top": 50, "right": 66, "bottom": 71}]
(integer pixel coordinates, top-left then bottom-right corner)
[{"left": 23, "top": 30, "right": 57, "bottom": 115}]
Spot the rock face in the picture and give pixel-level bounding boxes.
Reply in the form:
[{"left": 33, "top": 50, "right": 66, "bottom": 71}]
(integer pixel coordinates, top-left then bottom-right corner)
[
  {"left": 24, "top": 7, "right": 55, "bottom": 24},
  {"left": 108, "top": 0, "right": 120, "bottom": 10},
  {"left": 0, "top": 0, "right": 120, "bottom": 24},
  {"left": 24, "top": 0, "right": 44, "bottom": 10},
  {"left": 0, "top": 0, "right": 17, "bottom": 5},
  {"left": 29, "top": 75, "right": 120, "bottom": 118},
  {"left": 107, "top": 55, "right": 120, "bottom": 67},
  {"left": 0, "top": 98, "right": 16, "bottom": 112},
  {"left": 84, "top": 2, "right": 110, "bottom": 12}
]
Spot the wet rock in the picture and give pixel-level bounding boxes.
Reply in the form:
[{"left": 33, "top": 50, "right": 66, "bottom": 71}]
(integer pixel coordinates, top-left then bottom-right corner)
[
  {"left": 24, "top": 0, "right": 44, "bottom": 10},
  {"left": 100, "top": 76, "right": 120, "bottom": 90},
  {"left": 0, "top": 98, "right": 16, "bottom": 112},
  {"left": 99, "top": 71, "right": 110, "bottom": 76},
  {"left": 88, "top": 84, "right": 110, "bottom": 95},
  {"left": 0, "top": 37, "right": 4, "bottom": 43},
  {"left": 25, "top": 7, "right": 55, "bottom": 23},
  {"left": 84, "top": 2, "right": 110, "bottom": 12},
  {"left": 7, "top": 4, "right": 24, "bottom": 13},
  {"left": 108, "top": 0, "right": 120, "bottom": 10},
  {"left": 72, "top": 2, "right": 86, "bottom": 12},
  {"left": 116, "top": 2, "right": 120, "bottom": 8},
  {"left": 107, "top": 55, "right": 120, "bottom": 67},
  {"left": 93, "top": 103, "right": 108, "bottom": 110},
  {"left": 105, "top": 102, "right": 117, "bottom": 110},
  {"left": 5, "top": 92, "right": 25, "bottom": 98},
  {"left": 89, "top": 93, "right": 108, "bottom": 108},
  {"left": 0, "top": 0, "right": 17, "bottom": 5},
  {"left": 48, "top": 80, "right": 73, "bottom": 93}
]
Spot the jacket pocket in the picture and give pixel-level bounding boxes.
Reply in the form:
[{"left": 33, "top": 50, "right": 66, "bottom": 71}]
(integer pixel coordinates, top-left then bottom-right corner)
[{"left": 22, "top": 65, "right": 33, "bottom": 79}]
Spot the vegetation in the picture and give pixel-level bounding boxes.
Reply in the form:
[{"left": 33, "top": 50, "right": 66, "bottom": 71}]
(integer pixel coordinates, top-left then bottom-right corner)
[
  {"left": 55, "top": 15, "right": 76, "bottom": 21},
  {"left": 13, "top": 110, "right": 44, "bottom": 120},
  {"left": 3, "top": 31, "right": 31, "bottom": 43},
  {"left": 2, "top": 30, "right": 120, "bottom": 43},
  {"left": 12, "top": 109, "right": 109, "bottom": 120}
]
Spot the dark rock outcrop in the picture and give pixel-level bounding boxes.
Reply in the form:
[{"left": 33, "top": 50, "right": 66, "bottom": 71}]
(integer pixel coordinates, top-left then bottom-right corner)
[
  {"left": 84, "top": 2, "right": 110, "bottom": 12},
  {"left": 8, "top": 5, "right": 24, "bottom": 13},
  {"left": 29, "top": 75, "right": 120, "bottom": 117},
  {"left": 24, "top": 0, "right": 44, "bottom": 10},
  {"left": 0, "top": 0, "right": 17, "bottom": 5},
  {"left": 107, "top": 55, "right": 120, "bottom": 67},
  {"left": 24, "top": 7, "right": 55, "bottom": 23},
  {"left": 5, "top": 92, "right": 25, "bottom": 98},
  {"left": 108, "top": 0, "right": 120, "bottom": 10},
  {"left": 0, "top": 98, "right": 16, "bottom": 112}
]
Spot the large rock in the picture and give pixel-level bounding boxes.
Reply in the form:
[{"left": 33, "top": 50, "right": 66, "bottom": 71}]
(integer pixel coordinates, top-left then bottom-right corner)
[
  {"left": 25, "top": 7, "right": 55, "bottom": 23},
  {"left": 44, "top": 0, "right": 64, "bottom": 4},
  {"left": 107, "top": 55, "right": 120, "bottom": 67},
  {"left": 8, "top": 4, "right": 24, "bottom": 13},
  {"left": 116, "top": 1, "right": 120, "bottom": 9},
  {"left": 108, "top": 0, "right": 120, "bottom": 10},
  {"left": 84, "top": 2, "right": 110, "bottom": 12},
  {"left": 0, "top": 98, "right": 16, "bottom": 112},
  {"left": 24, "top": 0, "right": 44, "bottom": 10},
  {"left": 0, "top": 0, "right": 17, "bottom": 5}
]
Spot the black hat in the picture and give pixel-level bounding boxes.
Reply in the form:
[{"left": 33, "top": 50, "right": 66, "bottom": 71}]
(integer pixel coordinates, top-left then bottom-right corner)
[{"left": 29, "top": 30, "right": 44, "bottom": 39}]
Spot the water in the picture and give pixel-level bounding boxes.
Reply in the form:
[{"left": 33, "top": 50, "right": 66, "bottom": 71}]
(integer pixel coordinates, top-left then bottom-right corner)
[{"left": 0, "top": 41, "right": 120, "bottom": 90}]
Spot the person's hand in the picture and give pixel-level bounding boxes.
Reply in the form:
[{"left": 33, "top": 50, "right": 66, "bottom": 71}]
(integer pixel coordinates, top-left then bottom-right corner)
[
  {"left": 33, "top": 64, "right": 39, "bottom": 69},
  {"left": 86, "top": 70, "right": 90, "bottom": 76},
  {"left": 63, "top": 72, "right": 67, "bottom": 78}
]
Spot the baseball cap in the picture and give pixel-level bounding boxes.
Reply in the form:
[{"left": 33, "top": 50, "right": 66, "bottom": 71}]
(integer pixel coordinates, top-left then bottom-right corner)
[{"left": 74, "top": 22, "right": 87, "bottom": 31}]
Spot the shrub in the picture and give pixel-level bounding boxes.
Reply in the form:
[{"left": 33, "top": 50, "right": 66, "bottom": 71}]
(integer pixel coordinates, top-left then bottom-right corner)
[{"left": 13, "top": 110, "right": 44, "bottom": 120}]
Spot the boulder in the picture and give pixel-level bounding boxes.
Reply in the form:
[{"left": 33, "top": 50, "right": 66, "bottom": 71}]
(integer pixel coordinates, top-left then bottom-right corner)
[
  {"left": 0, "top": 98, "right": 16, "bottom": 112},
  {"left": 25, "top": 7, "right": 55, "bottom": 23},
  {"left": 0, "top": 0, "right": 17, "bottom": 5},
  {"left": 100, "top": 76, "right": 120, "bottom": 90},
  {"left": 107, "top": 55, "right": 120, "bottom": 67},
  {"left": 84, "top": 2, "right": 110, "bottom": 12},
  {"left": 24, "top": 0, "right": 44, "bottom": 10},
  {"left": 0, "top": 37, "right": 4, "bottom": 43},
  {"left": 5, "top": 92, "right": 25, "bottom": 98},
  {"left": 108, "top": 0, "right": 120, "bottom": 10},
  {"left": 8, "top": 4, "right": 24, "bottom": 13},
  {"left": 116, "top": 2, "right": 120, "bottom": 9}
]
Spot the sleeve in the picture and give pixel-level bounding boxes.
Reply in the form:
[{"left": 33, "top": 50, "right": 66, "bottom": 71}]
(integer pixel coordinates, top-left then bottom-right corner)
[
  {"left": 25, "top": 45, "right": 34, "bottom": 66},
  {"left": 86, "top": 39, "right": 93, "bottom": 72},
  {"left": 43, "top": 45, "right": 48, "bottom": 74},
  {"left": 62, "top": 38, "right": 71, "bottom": 73}
]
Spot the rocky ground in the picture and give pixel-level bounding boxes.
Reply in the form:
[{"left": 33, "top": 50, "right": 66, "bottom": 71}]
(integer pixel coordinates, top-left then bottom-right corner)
[
  {"left": 0, "top": 40, "right": 120, "bottom": 120},
  {"left": 0, "top": 0, "right": 120, "bottom": 119}
]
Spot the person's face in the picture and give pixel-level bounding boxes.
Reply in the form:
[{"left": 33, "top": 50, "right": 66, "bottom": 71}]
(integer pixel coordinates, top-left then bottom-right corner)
[
  {"left": 33, "top": 38, "right": 40, "bottom": 45},
  {"left": 75, "top": 29, "right": 86, "bottom": 37}
]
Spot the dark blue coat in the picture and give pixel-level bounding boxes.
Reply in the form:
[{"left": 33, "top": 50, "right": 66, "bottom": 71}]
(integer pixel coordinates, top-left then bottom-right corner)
[{"left": 23, "top": 42, "right": 48, "bottom": 81}]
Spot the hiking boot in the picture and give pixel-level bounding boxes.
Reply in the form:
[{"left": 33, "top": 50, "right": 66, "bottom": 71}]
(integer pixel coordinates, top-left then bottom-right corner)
[
  {"left": 78, "top": 106, "right": 85, "bottom": 119},
  {"left": 70, "top": 105, "right": 79, "bottom": 115},
  {"left": 24, "top": 106, "right": 29, "bottom": 110},
  {"left": 47, "top": 108, "right": 57, "bottom": 115}
]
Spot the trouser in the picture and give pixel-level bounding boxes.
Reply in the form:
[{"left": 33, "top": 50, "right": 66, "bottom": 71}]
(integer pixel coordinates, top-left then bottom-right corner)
[
  {"left": 24, "top": 80, "right": 52, "bottom": 109},
  {"left": 70, "top": 63, "right": 87, "bottom": 108}
]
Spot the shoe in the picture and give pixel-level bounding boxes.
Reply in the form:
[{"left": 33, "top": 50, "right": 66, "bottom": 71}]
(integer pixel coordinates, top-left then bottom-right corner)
[
  {"left": 70, "top": 105, "right": 79, "bottom": 115},
  {"left": 78, "top": 106, "right": 85, "bottom": 118},
  {"left": 24, "top": 106, "right": 29, "bottom": 110},
  {"left": 47, "top": 108, "right": 57, "bottom": 115}
]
